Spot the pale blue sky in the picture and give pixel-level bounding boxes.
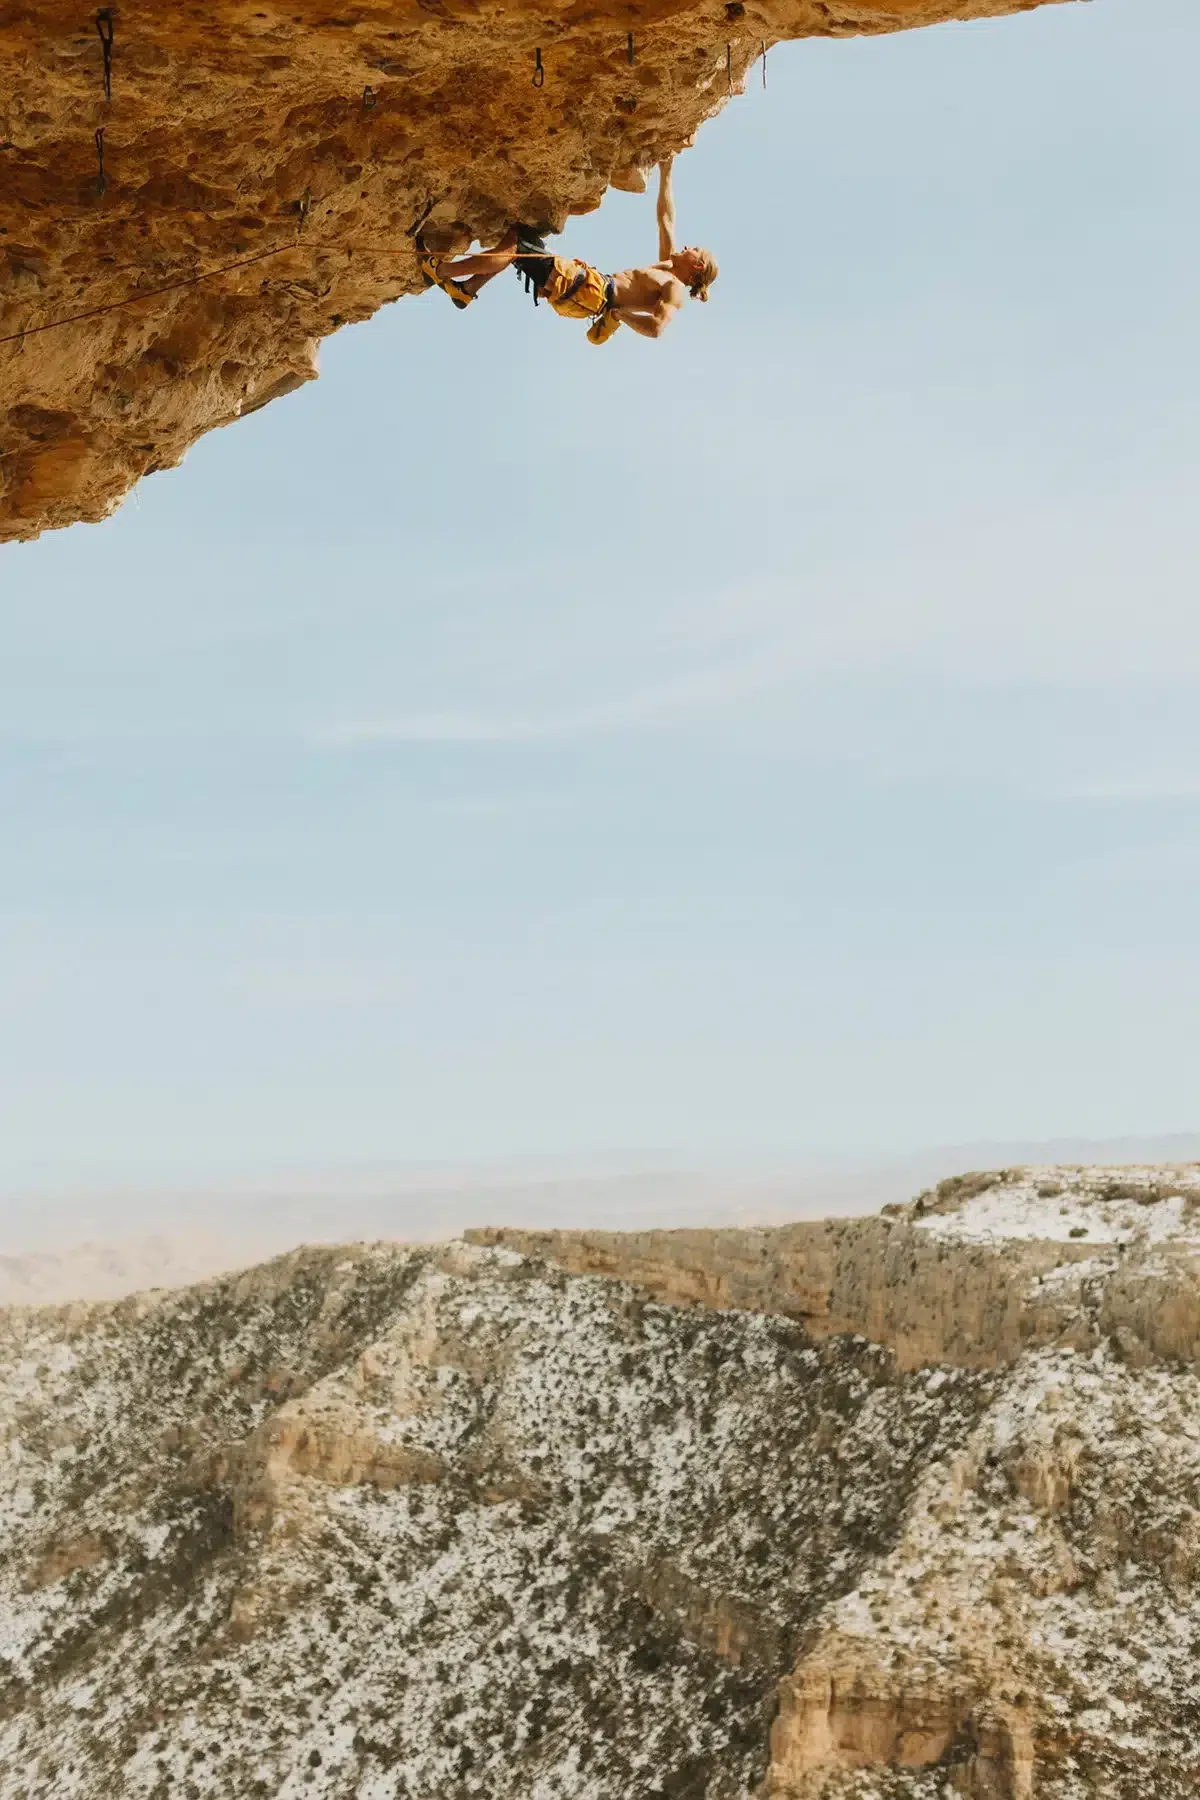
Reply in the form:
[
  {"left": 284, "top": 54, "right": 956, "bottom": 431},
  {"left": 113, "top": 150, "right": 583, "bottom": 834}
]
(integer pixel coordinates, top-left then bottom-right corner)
[{"left": 2, "top": 0, "right": 1198, "bottom": 1185}]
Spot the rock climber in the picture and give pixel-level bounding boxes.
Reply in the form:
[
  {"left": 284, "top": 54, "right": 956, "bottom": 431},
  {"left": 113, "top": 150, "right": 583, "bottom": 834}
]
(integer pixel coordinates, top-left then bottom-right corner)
[{"left": 417, "top": 154, "right": 718, "bottom": 344}]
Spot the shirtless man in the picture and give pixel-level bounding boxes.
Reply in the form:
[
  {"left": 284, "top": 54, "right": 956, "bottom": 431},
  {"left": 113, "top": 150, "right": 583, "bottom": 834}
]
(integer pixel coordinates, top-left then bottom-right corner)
[{"left": 418, "top": 155, "right": 717, "bottom": 344}]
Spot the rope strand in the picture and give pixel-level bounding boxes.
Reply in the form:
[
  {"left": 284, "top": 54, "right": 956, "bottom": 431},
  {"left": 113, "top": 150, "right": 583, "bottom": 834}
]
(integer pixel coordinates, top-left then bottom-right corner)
[{"left": 0, "top": 239, "right": 397, "bottom": 350}]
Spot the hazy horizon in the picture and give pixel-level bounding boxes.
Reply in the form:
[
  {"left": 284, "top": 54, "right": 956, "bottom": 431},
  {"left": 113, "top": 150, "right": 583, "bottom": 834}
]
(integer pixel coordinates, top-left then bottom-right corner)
[{"left": 5, "top": 1129, "right": 1199, "bottom": 1257}]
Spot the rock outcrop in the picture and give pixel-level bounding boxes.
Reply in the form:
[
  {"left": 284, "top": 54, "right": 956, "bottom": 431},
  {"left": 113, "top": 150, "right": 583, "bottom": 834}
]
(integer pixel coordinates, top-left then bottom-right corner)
[
  {"left": 480, "top": 1165, "right": 1200, "bottom": 1798},
  {"left": 1, "top": 0, "right": 1069, "bottom": 543},
  {"left": 4, "top": 1164, "right": 1200, "bottom": 1798},
  {"left": 470, "top": 1164, "right": 1200, "bottom": 1373}
]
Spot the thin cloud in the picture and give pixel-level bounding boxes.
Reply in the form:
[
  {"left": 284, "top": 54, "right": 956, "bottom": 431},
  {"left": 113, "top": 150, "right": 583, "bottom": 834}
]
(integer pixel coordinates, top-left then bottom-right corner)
[
  {"left": 315, "top": 648, "right": 802, "bottom": 747},
  {"left": 1058, "top": 777, "right": 1200, "bottom": 802}
]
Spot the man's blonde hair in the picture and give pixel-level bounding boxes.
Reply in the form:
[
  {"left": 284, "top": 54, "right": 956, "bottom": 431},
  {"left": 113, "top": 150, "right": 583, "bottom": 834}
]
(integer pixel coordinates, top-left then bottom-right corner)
[{"left": 689, "top": 249, "right": 719, "bottom": 302}]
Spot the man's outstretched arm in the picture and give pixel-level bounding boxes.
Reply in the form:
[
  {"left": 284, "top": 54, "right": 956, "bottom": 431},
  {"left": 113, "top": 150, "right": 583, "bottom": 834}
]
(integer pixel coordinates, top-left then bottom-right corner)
[{"left": 656, "top": 156, "right": 677, "bottom": 264}]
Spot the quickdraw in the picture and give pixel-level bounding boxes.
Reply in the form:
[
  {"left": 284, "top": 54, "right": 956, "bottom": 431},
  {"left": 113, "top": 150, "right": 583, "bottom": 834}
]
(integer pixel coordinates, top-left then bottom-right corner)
[
  {"left": 95, "top": 9, "right": 114, "bottom": 105},
  {"left": 404, "top": 196, "right": 436, "bottom": 238}
]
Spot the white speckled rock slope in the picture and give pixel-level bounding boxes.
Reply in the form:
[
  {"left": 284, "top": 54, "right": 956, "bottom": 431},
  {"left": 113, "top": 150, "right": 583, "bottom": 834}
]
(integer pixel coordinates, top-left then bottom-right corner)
[{"left": 3, "top": 1165, "right": 1200, "bottom": 1799}]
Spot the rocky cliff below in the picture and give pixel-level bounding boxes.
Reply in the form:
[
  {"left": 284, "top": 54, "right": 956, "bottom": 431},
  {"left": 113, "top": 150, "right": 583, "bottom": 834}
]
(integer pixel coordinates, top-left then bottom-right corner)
[
  {"left": 3, "top": 1163, "right": 1198, "bottom": 1799},
  {"left": 2, "top": 0, "right": 1067, "bottom": 543}
]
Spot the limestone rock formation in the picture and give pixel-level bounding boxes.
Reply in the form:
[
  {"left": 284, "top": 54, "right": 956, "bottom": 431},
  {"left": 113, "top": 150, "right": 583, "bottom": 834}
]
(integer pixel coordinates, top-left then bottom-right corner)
[
  {"left": 1, "top": 0, "right": 1069, "bottom": 543},
  {"left": 481, "top": 1165, "right": 1200, "bottom": 1797},
  {"left": 3, "top": 1163, "right": 1199, "bottom": 1798},
  {"left": 469, "top": 1164, "right": 1200, "bottom": 1373},
  {"left": 0, "top": 1236, "right": 990, "bottom": 1798}
]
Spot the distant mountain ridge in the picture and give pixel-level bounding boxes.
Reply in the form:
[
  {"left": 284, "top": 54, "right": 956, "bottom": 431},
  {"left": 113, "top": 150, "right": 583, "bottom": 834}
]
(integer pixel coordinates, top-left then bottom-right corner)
[
  {"left": 6, "top": 1135, "right": 1200, "bottom": 1305},
  {"left": 0, "top": 1234, "right": 274, "bottom": 1309}
]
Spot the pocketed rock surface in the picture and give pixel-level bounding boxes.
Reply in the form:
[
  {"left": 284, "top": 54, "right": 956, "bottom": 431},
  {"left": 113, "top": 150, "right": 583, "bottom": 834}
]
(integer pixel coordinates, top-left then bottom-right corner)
[
  {"left": 3, "top": 1163, "right": 1200, "bottom": 1798},
  {"left": 1, "top": 0, "right": 1068, "bottom": 542}
]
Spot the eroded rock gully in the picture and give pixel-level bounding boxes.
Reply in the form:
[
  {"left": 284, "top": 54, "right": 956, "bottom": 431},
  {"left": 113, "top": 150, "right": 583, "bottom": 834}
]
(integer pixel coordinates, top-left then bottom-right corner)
[
  {"left": 4, "top": 1165, "right": 1200, "bottom": 1799},
  {"left": 2, "top": 0, "right": 1067, "bottom": 543}
]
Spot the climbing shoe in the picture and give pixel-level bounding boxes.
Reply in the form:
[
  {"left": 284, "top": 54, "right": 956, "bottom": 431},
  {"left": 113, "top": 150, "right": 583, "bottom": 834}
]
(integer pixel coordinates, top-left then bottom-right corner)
[{"left": 416, "top": 242, "right": 475, "bottom": 310}]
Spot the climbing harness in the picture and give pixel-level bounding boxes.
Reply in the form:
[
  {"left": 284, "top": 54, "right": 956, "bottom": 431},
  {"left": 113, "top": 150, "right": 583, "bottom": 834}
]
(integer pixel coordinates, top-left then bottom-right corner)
[
  {"left": 534, "top": 258, "right": 610, "bottom": 320},
  {"left": 532, "top": 47, "right": 544, "bottom": 88},
  {"left": 95, "top": 9, "right": 114, "bottom": 105},
  {"left": 510, "top": 247, "right": 618, "bottom": 342},
  {"left": 362, "top": 86, "right": 376, "bottom": 112}
]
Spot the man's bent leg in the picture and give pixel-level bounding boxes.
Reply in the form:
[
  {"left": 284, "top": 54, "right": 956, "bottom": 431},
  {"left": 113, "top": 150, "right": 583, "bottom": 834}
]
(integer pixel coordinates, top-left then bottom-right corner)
[{"left": 438, "top": 226, "right": 519, "bottom": 283}]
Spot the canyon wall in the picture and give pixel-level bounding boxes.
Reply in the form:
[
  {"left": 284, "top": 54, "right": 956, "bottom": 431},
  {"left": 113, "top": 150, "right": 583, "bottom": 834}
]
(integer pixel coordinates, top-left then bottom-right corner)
[
  {"left": 4, "top": 1164, "right": 1197, "bottom": 1798},
  {"left": 470, "top": 1165, "right": 1200, "bottom": 1374}
]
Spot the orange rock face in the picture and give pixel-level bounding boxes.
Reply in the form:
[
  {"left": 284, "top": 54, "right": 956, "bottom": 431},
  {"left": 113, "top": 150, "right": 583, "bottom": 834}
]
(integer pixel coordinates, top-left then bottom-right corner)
[{"left": 1, "top": 0, "right": 1066, "bottom": 542}]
